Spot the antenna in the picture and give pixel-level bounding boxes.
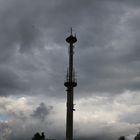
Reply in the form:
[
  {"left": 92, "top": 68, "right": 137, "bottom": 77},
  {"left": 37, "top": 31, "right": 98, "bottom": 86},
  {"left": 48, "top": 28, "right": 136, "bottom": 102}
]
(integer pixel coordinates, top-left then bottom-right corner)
[
  {"left": 70, "top": 28, "right": 72, "bottom": 35},
  {"left": 64, "top": 30, "right": 77, "bottom": 140}
]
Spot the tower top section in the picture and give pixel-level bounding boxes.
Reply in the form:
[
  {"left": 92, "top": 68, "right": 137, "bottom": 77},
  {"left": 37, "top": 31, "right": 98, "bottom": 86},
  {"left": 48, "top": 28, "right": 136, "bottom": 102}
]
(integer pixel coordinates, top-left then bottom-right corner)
[{"left": 66, "top": 28, "right": 77, "bottom": 44}]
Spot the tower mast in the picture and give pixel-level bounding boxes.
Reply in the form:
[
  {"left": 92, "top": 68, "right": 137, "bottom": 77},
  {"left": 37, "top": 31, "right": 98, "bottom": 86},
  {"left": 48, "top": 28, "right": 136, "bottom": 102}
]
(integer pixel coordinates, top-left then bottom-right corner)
[{"left": 64, "top": 29, "right": 77, "bottom": 140}]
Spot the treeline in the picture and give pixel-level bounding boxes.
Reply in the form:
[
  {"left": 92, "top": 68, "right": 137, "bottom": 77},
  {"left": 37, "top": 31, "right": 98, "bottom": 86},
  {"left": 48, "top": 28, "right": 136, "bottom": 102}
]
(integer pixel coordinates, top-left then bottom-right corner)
[{"left": 119, "top": 132, "right": 140, "bottom": 140}]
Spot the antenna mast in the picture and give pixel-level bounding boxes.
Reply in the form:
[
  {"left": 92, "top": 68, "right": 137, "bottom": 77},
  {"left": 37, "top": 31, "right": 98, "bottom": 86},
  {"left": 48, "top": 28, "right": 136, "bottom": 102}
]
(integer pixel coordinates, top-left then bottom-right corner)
[{"left": 64, "top": 29, "right": 77, "bottom": 140}]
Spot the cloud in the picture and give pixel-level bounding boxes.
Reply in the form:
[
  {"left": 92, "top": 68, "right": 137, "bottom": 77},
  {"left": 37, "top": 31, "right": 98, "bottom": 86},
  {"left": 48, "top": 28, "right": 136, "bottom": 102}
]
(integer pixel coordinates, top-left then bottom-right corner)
[
  {"left": 0, "top": 0, "right": 140, "bottom": 97},
  {"left": 1, "top": 0, "right": 140, "bottom": 140},
  {"left": 0, "top": 96, "right": 54, "bottom": 140},
  {"left": 0, "top": 66, "right": 30, "bottom": 96},
  {"left": 31, "top": 102, "right": 53, "bottom": 122},
  {"left": 1, "top": 92, "right": 140, "bottom": 140},
  {"left": 0, "top": 122, "right": 11, "bottom": 140}
]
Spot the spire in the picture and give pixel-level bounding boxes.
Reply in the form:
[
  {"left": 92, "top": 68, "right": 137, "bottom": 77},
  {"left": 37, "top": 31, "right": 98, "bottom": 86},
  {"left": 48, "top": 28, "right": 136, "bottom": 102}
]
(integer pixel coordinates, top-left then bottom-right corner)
[{"left": 70, "top": 28, "right": 72, "bottom": 36}]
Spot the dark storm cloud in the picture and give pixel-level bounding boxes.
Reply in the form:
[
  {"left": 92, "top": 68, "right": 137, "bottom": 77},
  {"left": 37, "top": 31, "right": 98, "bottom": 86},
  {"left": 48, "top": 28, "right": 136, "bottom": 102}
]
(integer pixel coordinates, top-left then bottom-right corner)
[
  {"left": 0, "top": 0, "right": 47, "bottom": 53},
  {"left": 0, "top": 66, "right": 29, "bottom": 96},
  {"left": 0, "top": 0, "right": 140, "bottom": 97},
  {"left": 0, "top": 0, "right": 53, "bottom": 95}
]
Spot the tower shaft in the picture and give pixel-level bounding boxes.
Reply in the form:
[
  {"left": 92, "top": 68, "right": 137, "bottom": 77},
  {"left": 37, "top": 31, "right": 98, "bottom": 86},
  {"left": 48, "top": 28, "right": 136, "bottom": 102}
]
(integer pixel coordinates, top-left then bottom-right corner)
[
  {"left": 67, "top": 43, "right": 74, "bottom": 140},
  {"left": 64, "top": 31, "right": 77, "bottom": 140}
]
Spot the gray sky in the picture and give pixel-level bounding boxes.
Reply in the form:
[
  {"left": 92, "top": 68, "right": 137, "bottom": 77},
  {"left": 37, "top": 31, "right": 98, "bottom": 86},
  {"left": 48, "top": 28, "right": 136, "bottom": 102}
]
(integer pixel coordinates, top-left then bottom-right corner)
[{"left": 0, "top": 0, "right": 140, "bottom": 140}]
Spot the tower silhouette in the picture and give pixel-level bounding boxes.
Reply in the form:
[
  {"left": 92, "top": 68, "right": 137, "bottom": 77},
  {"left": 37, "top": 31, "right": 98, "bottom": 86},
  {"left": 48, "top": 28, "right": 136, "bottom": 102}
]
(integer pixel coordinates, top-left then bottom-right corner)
[{"left": 64, "top": 28, "right": 77, "bottom": 140}]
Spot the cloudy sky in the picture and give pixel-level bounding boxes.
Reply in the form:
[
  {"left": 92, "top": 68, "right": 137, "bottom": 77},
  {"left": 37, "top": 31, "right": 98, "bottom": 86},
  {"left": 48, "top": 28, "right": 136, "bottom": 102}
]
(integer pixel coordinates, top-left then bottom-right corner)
[{"left": 1, "top": 0, "right": 140, "bottom": 140}]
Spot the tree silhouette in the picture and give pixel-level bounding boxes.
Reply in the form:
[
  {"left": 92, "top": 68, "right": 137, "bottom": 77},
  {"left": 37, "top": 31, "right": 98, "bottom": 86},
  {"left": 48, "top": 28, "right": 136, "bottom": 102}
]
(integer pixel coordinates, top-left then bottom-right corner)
[
  {"left": 32, "top": 132, "right": 46, "bottom": 140},
  {"left": 135, "top": 132, "right": 140, "bottom": 140},
  {"left": 118, "top": 136, "right": 125, "bottom": 140}
]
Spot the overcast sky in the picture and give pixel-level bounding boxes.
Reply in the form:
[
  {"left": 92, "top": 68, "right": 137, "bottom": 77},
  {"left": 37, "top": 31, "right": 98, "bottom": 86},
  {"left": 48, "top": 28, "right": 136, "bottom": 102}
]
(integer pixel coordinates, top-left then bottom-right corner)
[{"left": 1, "top": 0, "right": 140, "bottom": 140}]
